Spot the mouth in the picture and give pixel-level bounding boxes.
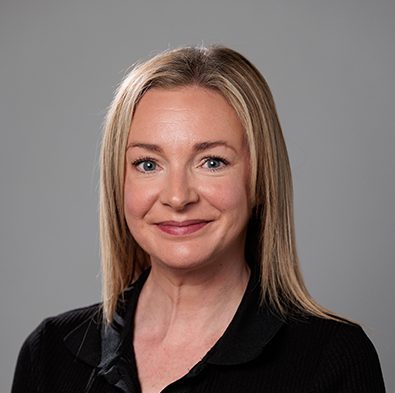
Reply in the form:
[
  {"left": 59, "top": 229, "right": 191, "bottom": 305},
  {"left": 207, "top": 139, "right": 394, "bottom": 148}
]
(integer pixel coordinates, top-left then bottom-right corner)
[{"left": 155, "top": 220, "right": 211, "bottom": 236}]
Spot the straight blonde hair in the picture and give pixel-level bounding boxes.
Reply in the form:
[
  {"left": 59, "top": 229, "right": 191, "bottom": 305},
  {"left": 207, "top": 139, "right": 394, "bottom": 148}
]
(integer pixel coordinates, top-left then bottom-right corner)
[{"left": 100, "top": 45, "right": 349, "bottom": 324}]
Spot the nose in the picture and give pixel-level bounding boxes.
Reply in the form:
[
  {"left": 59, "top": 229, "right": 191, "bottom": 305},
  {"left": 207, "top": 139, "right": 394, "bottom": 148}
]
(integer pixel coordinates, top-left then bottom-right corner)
[{"left": 159, "top": 167, "right": 199, "bottom": 210}]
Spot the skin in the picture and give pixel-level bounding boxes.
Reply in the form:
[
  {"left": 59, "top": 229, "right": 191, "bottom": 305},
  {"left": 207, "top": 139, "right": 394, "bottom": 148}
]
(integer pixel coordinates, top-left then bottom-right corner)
[{"left": 124, "top": 86, "right": 252, "bottom": 393}]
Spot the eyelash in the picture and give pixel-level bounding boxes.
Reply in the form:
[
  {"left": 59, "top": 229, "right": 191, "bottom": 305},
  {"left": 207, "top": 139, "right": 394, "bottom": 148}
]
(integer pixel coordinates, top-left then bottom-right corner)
[
  {"left": 131, "top": 155, "right": 230, "bottom": 173},
  {"left": 200, "top": 155, "right": 230, "bottom": 171},
  {"left": 131, "top": 156, "right": 158, "bottom": 172}
]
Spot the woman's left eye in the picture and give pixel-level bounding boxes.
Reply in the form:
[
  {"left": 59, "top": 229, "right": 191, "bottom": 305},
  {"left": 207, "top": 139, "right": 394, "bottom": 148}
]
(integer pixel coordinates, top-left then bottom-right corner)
[{"left": 201, "top": 157, "right": 229, "bottom": 171}]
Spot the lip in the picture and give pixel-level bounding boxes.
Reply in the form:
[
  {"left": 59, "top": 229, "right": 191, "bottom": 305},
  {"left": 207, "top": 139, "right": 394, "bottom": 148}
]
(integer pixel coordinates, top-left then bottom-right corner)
[{"left": 155, "top": 220, "right": 211, "bottom": 236}]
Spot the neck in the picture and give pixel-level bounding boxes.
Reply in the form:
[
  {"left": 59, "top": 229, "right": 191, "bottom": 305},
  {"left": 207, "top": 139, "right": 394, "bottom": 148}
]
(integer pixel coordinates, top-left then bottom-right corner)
[{"left": 134, "top": 260, "right": 250, "bottom": 340}]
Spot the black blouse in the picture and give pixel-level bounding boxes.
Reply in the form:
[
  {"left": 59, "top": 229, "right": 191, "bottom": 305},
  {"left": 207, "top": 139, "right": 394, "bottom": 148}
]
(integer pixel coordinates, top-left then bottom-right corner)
[{"left": 12, "top": 267, "right": 386, "bottom": 392}]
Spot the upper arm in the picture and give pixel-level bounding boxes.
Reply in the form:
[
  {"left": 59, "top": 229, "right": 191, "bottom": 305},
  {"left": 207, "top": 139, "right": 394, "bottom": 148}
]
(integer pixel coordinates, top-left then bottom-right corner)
[{"left": 11, "top": 320, "right": 48, "bottom": 393}]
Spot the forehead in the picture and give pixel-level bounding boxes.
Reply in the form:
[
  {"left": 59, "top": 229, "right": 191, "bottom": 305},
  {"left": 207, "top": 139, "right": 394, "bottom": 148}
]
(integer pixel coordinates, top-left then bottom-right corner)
[{"left": 128, "top": 86, "right": 245, "bottom": 146}]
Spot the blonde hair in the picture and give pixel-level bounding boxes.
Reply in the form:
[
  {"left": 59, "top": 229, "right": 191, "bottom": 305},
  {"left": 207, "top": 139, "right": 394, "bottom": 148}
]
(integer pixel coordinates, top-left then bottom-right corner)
[{"left": 100, "top": 45, "right": 347, "bottom": 324}]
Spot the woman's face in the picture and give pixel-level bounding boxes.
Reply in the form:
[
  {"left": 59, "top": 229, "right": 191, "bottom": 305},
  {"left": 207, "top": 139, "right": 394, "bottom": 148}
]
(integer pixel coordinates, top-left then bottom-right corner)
[{"left": 124, "top": 86, "right": 251, "bottom": 272}]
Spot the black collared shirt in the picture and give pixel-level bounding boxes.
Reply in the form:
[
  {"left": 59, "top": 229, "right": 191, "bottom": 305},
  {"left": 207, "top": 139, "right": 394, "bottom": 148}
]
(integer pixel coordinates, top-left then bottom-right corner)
[
  {"left": 12, "top": 268, "right": 386, "bottom": 393},
  {"left": 93, "top": 267, "right": 284, "bottom": 392}
]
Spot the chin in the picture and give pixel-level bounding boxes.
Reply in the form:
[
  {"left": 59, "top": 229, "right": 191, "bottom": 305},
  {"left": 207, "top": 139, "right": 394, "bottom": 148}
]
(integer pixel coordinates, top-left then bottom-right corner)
[{"left": 149, "top": 247, "right": 218, "bottom": 273}]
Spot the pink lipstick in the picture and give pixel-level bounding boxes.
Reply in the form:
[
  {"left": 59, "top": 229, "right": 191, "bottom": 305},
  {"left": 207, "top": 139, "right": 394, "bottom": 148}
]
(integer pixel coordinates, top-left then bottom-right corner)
[{"left": 156, "top": 220, "right": 209, "bottom": 236}]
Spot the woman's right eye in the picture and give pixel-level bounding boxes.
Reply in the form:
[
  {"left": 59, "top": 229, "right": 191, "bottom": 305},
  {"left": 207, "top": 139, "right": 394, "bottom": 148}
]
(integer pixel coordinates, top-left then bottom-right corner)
[{"left": 132, "top": 159, "right": 158, "bottom": 173}]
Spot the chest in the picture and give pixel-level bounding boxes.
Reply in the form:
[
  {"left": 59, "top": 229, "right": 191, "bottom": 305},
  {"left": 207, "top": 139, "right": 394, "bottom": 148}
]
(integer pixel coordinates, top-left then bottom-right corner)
[
  {"left": 105, "top": 352, "right": 320, "bottom": 393},
  {"left": 134, "top": 338, "right": 218, "bottom": 393}
]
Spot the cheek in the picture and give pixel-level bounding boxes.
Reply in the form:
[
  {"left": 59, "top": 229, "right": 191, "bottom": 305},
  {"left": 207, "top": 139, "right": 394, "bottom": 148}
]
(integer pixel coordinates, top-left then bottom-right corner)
[
  {"left": 124, "top": 180, "right": 157, "bottom": 220},
  {"left": 200, "top": 176, "right": 250, "bottom": 213}
]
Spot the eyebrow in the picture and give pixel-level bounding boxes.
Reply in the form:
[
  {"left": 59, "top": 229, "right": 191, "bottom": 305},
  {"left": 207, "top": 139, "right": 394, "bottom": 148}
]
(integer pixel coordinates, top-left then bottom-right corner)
[
  {"left": 127, "top": 143, "right": 163, "bottom": 153},
  {"left": 127, "top": 140, "right": 236, "bottom": 153}
]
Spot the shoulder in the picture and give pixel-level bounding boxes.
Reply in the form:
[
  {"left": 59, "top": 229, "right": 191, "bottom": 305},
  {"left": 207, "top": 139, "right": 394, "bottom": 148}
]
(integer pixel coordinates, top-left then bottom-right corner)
[
  {"left": 278, "top": 315, "right": 386, "bottom": 392},
  {"left": 12, "top": 304, "right": 103, "bottom": 392},
  {"left": 280, "top": 315, "right": 380, "bottom": 363},
  {"left": 26, "top": 303, "right": 102, "bottom": 344},
  {"left": 19, "top": 303, "right": 102, "bottom": 365},
  {"left": 285, "top": 316, "right": 378, "bottom": 356},
  {"left": 42, "top": 303, "right": 102, "bottom": 332},
  {"left": 284, "top": 315, "right": 365, "bottom": 339}
]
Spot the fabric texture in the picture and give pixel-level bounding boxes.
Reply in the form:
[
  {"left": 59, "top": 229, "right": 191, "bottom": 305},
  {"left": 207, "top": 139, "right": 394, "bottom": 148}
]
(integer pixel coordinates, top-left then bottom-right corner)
[{"left": 12, "top": 268, "right": 386, "bottom": 393}]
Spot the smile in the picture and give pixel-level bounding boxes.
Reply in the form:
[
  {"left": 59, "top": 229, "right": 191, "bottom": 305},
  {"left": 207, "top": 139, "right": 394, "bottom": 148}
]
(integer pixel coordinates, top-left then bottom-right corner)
[{"left": 155, "top": 220, "right": 211, "bottom": 236}]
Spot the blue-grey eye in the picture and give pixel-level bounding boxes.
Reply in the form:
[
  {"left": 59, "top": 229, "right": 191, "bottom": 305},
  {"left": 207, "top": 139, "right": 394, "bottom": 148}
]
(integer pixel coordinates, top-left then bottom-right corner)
[
  {"left": 206, "top": 159, "right": 222, "bottom": 169},
  {"left": 203, "top": 156, "right": 230, "bottom": 170},
  {"left": 141, "top": 160, "right": 156, "bottom": 171},
  {"left": 134, "top": 159, "right": 157, "bottom": 172}
]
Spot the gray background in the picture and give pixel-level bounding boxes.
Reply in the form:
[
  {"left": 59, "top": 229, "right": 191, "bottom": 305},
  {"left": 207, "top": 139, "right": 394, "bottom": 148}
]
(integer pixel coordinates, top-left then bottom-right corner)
[{"left": 1, "top": 0, "right": 394, "bottom": 391}]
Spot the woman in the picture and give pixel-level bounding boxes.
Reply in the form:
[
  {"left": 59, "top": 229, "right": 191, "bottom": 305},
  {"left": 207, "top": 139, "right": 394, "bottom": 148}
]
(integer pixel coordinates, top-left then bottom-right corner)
[{"left": 12, "top": 46, "right": 386, "bottom": 393}]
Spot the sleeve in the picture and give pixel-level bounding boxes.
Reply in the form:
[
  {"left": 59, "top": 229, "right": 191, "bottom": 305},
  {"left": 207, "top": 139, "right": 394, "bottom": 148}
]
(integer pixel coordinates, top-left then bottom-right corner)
[
  {"left": 312, "top": 323, "right": 386, "bottom": 393},
  {"left": 11, "top": 321, "right": 46, "bottom": 393}
]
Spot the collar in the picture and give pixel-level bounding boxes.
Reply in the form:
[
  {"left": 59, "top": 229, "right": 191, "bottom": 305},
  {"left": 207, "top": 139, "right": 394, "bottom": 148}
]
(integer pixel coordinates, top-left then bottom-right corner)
[
  {"left": 64, "top": 266, "right": 285, "bottom": 370},
  {"left": 206, "top": 268, "right": 285, "bottom": 365},
  {"left": 63, "top": 306, "right": 102, "bottom": 367},
  {"left": 63, "top": 269, "right": 149, "bottom": 370}
]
